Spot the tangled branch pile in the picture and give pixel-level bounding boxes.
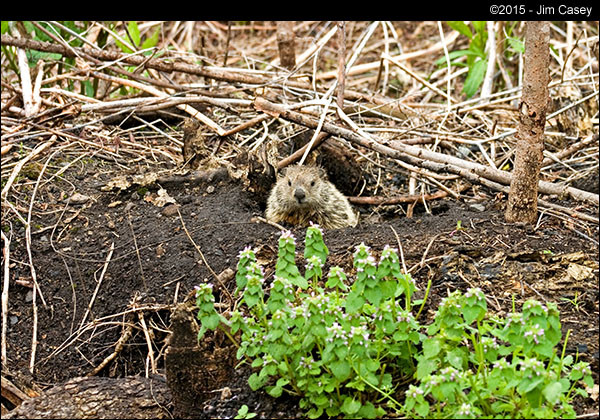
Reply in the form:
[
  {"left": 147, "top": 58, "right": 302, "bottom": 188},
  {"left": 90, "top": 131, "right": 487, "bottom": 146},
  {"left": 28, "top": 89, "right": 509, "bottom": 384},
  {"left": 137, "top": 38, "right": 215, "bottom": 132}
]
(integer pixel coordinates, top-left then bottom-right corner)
[{"left": 1, "top": 20, "right": 598, "bottom": 242}]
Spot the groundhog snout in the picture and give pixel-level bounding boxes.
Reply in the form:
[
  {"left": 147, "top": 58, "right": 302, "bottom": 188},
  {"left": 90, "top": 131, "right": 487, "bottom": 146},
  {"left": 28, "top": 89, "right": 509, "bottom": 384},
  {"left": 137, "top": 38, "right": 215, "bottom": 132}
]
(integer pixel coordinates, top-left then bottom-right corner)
[{"left": 294, "top": 187, "right": 306, "bottom": 203}]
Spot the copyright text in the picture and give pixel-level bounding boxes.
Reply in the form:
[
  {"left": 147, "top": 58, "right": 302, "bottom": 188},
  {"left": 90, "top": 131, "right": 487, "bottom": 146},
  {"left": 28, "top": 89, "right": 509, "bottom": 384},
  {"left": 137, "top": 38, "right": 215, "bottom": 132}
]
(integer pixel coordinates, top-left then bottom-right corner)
[{"left": 489, "top": 4, "right": 593, "bottom": 17}]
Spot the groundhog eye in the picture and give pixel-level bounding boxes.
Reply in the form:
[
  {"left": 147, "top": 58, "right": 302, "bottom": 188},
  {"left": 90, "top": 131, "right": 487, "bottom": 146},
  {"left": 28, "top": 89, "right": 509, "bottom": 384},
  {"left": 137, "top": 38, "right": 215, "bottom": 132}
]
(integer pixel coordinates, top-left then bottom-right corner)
[
  {"left": 310, "top": 180, "right": 315, "bottom": 187},
  {"left": 287, "top": 179, "right": 292, "bottom": 186}
]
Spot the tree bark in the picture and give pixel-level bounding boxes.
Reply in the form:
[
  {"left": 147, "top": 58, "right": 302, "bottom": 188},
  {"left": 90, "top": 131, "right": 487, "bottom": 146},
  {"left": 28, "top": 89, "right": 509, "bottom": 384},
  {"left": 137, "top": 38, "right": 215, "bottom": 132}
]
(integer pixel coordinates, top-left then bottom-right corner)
[
  {"left": 3, "top": 375, "right": 171, "bottom": 419},
  {"left": 336, "top": 21, "right": 347, "bottom": 112},
  {"left": 505, "top": 21, "right": 550, "bottom": 223}
]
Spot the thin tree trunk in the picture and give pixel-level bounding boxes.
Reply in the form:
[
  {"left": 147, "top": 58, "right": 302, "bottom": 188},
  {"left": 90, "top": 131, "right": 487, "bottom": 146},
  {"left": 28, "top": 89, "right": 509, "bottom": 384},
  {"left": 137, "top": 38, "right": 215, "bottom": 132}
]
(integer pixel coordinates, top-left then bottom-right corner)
[
  {"left": 505, "top": 21, "right": 550, "bottom": 224},
  {"left": 336, "top": 21, "right": 347, "bottom": 112},
  {"left": 276, "top": 21, "right": 296, "bottom": 70}
]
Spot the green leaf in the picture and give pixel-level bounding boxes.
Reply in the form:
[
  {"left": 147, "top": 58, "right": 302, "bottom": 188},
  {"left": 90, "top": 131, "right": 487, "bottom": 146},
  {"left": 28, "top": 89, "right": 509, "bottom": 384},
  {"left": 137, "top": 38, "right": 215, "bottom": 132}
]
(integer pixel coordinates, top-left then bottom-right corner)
[
  {"left": 357, "top": 401, "right": 377, "bottom": 419},
  {"left": 518, "top": 376, "right": 544, "bottom": 395},
  {"left": 364, "top": 285, "right": 383, "bottom": 306},
  {"left": 243, "top": 293, "right": 259, "bottom": 308},
  {"left": 330, "top": 359, "right": 351, "bottom": 380},
  {"left": 446, "top": 348, "right": 467, "bottom": 370},
  {"left": 290, "top": 274, "right": 308, "bottom": 289},
  {"left": 237, "top": 405, "right": 249, "bottom": 416},
  {"left": 435, "top": 49, "right": 482, "bottom": 66},
  {"left": 468, "top": 33, "right": 487, "bottom": 59},
  {"left": 463, "top": 304, "right": 485, "bottom": 324},
  {"left": 416, "top": 357, "right": 438, "bottom": 380},
  {"left": 542, "top": 381, "right": 563, "bottom": 404},
  {"left": 25, "top": 50, "right": 63, "bottom": 67},
  {"left": 524, "top": 387, "right": 543, "bottom": 409},
  {"left": 141, "top": 27, "right": 160, "bottom": 51},
  {"left": 507, "top": 36, "right": 525, "bottom": 53},
  {"left": 472, "top": 21, "right": 486, "bottom": 35},
  {"left": 201, "top": 313, "right": 221, "bottom": 330},
  {"left": 462, "top": 59, "right": 487, "bottom": 98},
  {"left": 127, "top": 21, "right": 141, "bottom": 47},
  {"left": 276, "top": 377, "right": 290, "bottom": 387},
  {"left": 415, "top": 400, "right": 430, "bottom": 417},
  {"left": 345, "top": 290, "right": 365, "bottom": 313},
  {"left": 307, "top": 407, "right": 324, "bottom": 419},
  {"left": 423, "top": 337, "right": 442, "bottom": 358},
  {"left": 248, "top": 372, "right": 268, "bottom": 390},
  {"left": 365, "top": 358, "right": 380, "bottom": 372},
  {"left": 448, "top": 21, "right": 472, "bottom": 39},
  {"left": 341, "top": 396, "right": 361, "bottom": 415},
  {"left": 1, "top": 21, "right": 9, "bottom": 34},
  {"left": 266, "top": 385, "right": 283, "bottom": 397}
]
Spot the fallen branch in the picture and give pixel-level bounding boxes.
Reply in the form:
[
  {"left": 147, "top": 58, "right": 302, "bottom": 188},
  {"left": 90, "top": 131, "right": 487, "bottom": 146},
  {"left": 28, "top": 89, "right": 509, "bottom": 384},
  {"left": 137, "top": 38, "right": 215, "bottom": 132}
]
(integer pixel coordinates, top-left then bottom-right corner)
[
  {"left": 1, "top": 33, "right": 412, "bottom": 115},
  {"left": 253, "top": 97, "right": 599, "bottom": 206},
  {"left": 541, "top": 133, "right": 598, "bottom": 168},
  {"left": 277, "top": 132, "right": 330, "bottom": 169},
  {"left": 316, "top": 30, "right": 460, "bottom": 80},
  {"left": 349, "top": 183, "right": 469, "bottom": 205},
  {"left": 87, "top": 320, "right": 134, "bottom": 376}
]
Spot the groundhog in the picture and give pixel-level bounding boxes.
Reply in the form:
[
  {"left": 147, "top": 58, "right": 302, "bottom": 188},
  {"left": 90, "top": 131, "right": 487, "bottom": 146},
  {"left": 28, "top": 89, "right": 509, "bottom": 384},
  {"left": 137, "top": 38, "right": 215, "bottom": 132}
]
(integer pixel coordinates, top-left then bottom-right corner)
[{"left": 265, "top": 165, "right": 358, "bottom": 229}]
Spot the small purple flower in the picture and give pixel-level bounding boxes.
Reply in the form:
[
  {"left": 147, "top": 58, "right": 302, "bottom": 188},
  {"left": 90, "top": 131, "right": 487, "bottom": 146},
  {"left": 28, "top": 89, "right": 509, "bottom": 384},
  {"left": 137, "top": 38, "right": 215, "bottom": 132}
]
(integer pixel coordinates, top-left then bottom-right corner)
[
  {"left": 238, "top": 245, "right": 254, "bottom": 259},
  {"left": 280, "top": 230, "right": 295, "bottom": 241},
  {"left": 406, "top": 384, "right": 424, "bottom": 399}
]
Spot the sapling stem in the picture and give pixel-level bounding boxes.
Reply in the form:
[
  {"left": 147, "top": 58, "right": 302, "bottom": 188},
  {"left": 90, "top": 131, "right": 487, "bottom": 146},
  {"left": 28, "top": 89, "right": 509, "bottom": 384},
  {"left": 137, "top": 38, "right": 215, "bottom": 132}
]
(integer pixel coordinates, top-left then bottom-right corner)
[
  {"left": 218, "top": 323, "right": 240, "bottom": 350},
  {"left": 283, "top": 354, "right": 302, "bottom": 395},
  {"left": 415, "top": 278, "right": 432, "bottom": 320},
  {"left": 358, "top": 372, "right": 403, "bottom": 411}
]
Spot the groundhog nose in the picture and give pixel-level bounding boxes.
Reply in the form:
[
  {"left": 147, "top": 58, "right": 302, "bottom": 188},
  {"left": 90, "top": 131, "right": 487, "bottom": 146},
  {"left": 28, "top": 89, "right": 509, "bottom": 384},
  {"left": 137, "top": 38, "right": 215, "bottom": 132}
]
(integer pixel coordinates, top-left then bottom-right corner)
[{"left": 294, "top": 187, "right": 306, "bottom": 202}]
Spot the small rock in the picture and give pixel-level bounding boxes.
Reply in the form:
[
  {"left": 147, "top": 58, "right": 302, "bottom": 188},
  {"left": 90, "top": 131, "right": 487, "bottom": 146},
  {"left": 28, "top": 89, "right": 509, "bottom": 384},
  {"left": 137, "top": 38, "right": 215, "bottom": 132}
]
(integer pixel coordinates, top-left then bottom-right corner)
[
  {"left": 469, "top": 203, "right": 486, "bottom": 212},
  {"left": 207, "top": 185, "right": 215, "bottom": 194},
  {"left": 25, "top": 290, "right": 33, "bottom": 303},
  {"left": 67, "top": 192, "right": 90, "bottom": 205},
  {"left": 161, "top": 204, "right": 180, "bottom": 217}
]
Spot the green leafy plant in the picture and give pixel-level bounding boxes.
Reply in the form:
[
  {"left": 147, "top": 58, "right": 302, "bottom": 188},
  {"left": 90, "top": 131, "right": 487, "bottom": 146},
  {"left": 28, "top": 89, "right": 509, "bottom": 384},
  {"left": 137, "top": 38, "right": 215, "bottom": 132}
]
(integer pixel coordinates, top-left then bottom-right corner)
[
  {"left": 196, "top": 225, "right": 594, "bottom": 419},
  {"left": 436, "top": 21, "right": 489, "bottom": 98},
  {"left": 503, "top": 21, "right": 525, "bottom": 56},
  {"left": 234, "top": 404, "right": 257, "bottom": 419},
  {"left": 114, "top": 21, "right": 160, "bottom": 54},
  {"left": 201, "top": 225, "right": 422, "bottom": 418},
  {"left": 405, "top": 292, "right": 594, "bottom": 419},
  {"left": 560, "top": 291, "right": 581, "bottom": 312}
]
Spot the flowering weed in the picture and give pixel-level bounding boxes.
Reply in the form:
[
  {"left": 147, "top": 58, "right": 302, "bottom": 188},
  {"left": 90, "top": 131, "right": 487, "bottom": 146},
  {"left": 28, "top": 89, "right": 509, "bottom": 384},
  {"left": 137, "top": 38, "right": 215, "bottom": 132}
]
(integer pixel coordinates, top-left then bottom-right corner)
[{"left": 196, "top": 226, "right": 594, "bottom": 419}]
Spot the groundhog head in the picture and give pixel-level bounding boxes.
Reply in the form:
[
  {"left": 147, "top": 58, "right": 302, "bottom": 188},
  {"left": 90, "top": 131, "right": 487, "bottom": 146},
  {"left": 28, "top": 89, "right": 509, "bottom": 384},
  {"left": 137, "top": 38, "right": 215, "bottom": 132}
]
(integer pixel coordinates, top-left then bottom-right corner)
[{"left": 278, "top": 165, "right": 328, "bottom": 208}]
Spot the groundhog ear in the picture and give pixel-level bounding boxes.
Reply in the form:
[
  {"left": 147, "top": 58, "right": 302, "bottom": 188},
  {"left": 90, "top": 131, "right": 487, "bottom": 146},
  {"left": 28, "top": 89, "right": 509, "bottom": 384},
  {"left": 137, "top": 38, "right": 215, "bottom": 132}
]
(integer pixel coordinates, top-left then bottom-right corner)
[{"left": 318, "top": 167, "right": 328, "bottom": 179}]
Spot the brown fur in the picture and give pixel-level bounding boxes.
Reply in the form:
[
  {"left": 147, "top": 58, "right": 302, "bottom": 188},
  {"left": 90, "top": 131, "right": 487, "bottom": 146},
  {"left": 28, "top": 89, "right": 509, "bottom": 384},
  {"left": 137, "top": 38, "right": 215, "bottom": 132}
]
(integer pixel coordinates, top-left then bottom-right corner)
[{"left": 265, "top": 165, "right": 358, "bottom": 229}]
